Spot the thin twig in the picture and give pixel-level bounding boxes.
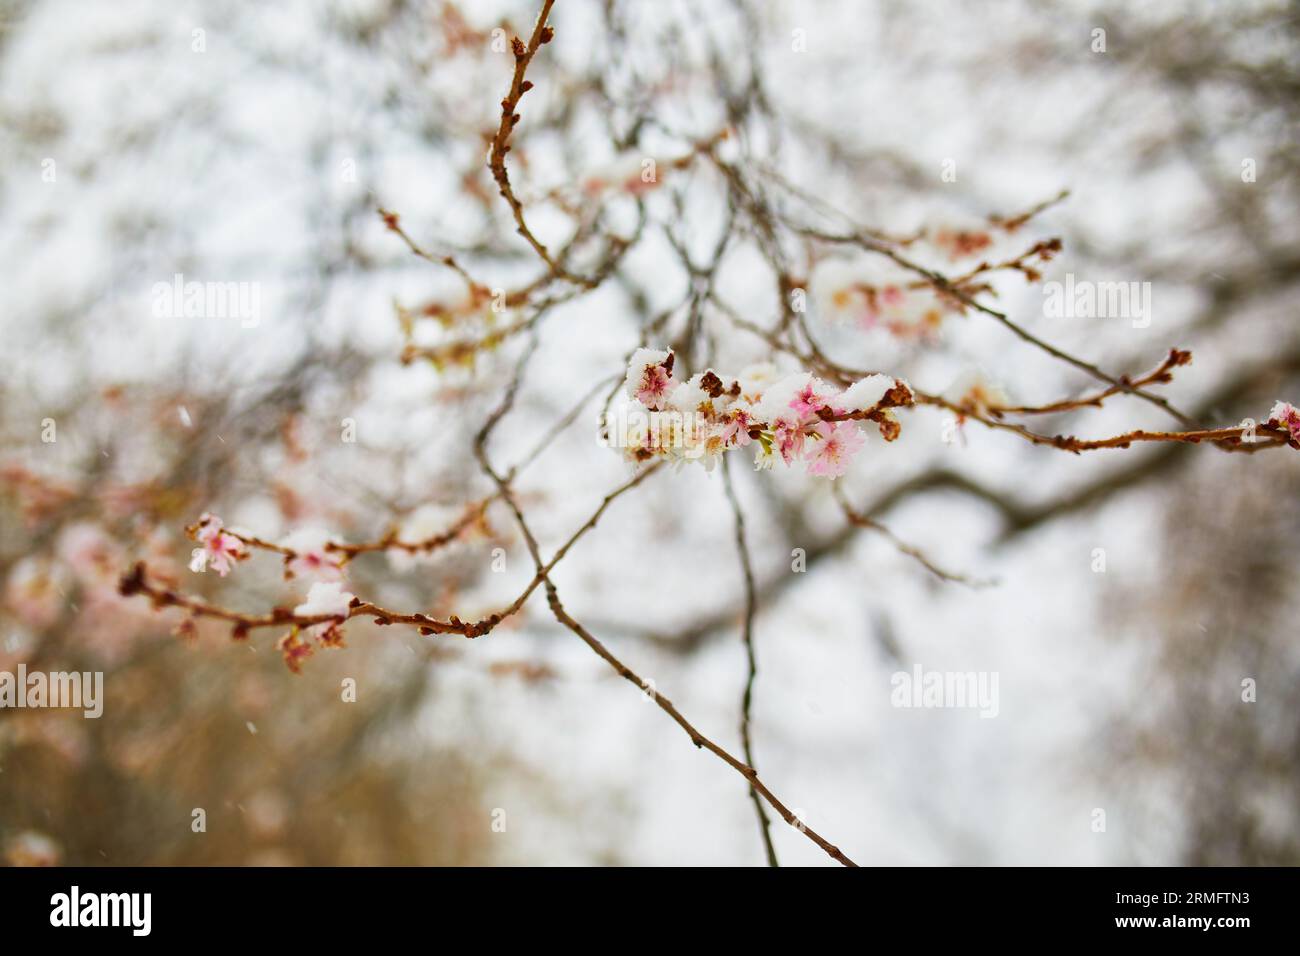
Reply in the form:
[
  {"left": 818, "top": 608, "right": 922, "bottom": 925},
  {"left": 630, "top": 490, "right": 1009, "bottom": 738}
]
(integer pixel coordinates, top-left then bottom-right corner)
[
  {"left": 722, "top": 455, "right": 779, "bottom": 866},
  {"left": 833, "top": 484, "right": 994, "bottom": 588}
]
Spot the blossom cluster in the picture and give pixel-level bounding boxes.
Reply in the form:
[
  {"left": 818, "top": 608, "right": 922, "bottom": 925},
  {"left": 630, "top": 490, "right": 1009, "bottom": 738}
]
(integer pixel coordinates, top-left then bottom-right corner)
[
  {"left": 609, "top": 348, "right": 912, "bottom": 478},
  {"left": 185, "top": 514, "right": 356, "bottom": 671},
  {"left": 808, "top": 217, "right": 1061, "bottom": 340},
  {"left": 811, "top": 257, "right": 953, "bottom": 340}
]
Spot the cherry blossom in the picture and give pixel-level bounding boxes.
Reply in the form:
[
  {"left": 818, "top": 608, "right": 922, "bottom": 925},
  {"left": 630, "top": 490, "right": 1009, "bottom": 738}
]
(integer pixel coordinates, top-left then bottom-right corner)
[
  {"left": 609, "top": 349, "right": 910, "bottom": 478},
  {"left": 752, "top": 372, "right": 816, "bottom": 427},
  {"left": 718, "top": 407, "right": 753, "bottom": 447},
  {"left": 790, "top": 379, "right": 831, "bottom": 418},
  {"left": 1268, "top": 401, "right": 1300, "bottom": 444},
  {"left": 810, "top": 257, "right": 948, "bottom": 339},
  {"left": 188, "top": 513, "right": 247, "bottom": 576},
  {"left": 281, "top": 528, "right": 345, "bottom": 582},
  {"left": 806, "top": 421, "right": 868, "bottom": 479},
  {"left": 625, "top": 347, "right": 676, "bottom": 409},
  {"left": 773, "top": 420, "right": 808, "bottom": 464}
]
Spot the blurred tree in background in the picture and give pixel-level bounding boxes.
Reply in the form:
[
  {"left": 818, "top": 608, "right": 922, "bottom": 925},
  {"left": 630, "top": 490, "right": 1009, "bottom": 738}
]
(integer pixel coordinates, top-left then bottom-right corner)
[{"left": 1, "top": 0, "right": 1297, "bottom": 865}]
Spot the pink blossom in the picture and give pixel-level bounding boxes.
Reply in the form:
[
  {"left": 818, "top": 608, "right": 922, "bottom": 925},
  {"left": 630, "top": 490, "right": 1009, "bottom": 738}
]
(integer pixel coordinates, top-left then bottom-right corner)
[
  {"left": 286, "top": 549, "right": 343, "bottom": 581},
  {"left": 774, "top": 421, "right": 806, "bottom": 463},
  {"left": 624, "top": 348, "right": 676, "bottom": 411},
  {"left": 637, "top": 363, "right": 673, "bottom": 409},
  {"left": 805, "top": 422, "right": 866, "bottom": 479},
  {"left": 190, "top": 513, "right": 245, "bottom": 576},
  {"left": 790, "top": 379, "right": 829, "bottom": 418},
  {"left": 719, "top": 409, "right": 753, "bottom": 447},
  {"left": 281, "top": 528, "right": 344, "bottom": 582},
  {"left": 1269, "top": 401, "right": 1300, "bottom": 443},
  {"left": 614, "top": 349, "right": 909, "bottom": 478},
  {"left": 752, "top": 372, "right": 815, "bottom": 426}
]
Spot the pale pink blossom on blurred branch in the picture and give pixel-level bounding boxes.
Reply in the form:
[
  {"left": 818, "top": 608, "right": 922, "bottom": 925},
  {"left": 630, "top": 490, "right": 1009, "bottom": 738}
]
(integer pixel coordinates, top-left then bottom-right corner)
[
  {"left": 280, "top": 527, "right": 345, "bottom": 582},
  {"left": 609, "top": 349, "right": 907, "bottom": 476},
  {"left": 188, "top": 514, "right": 247, "bottom": 576}
]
